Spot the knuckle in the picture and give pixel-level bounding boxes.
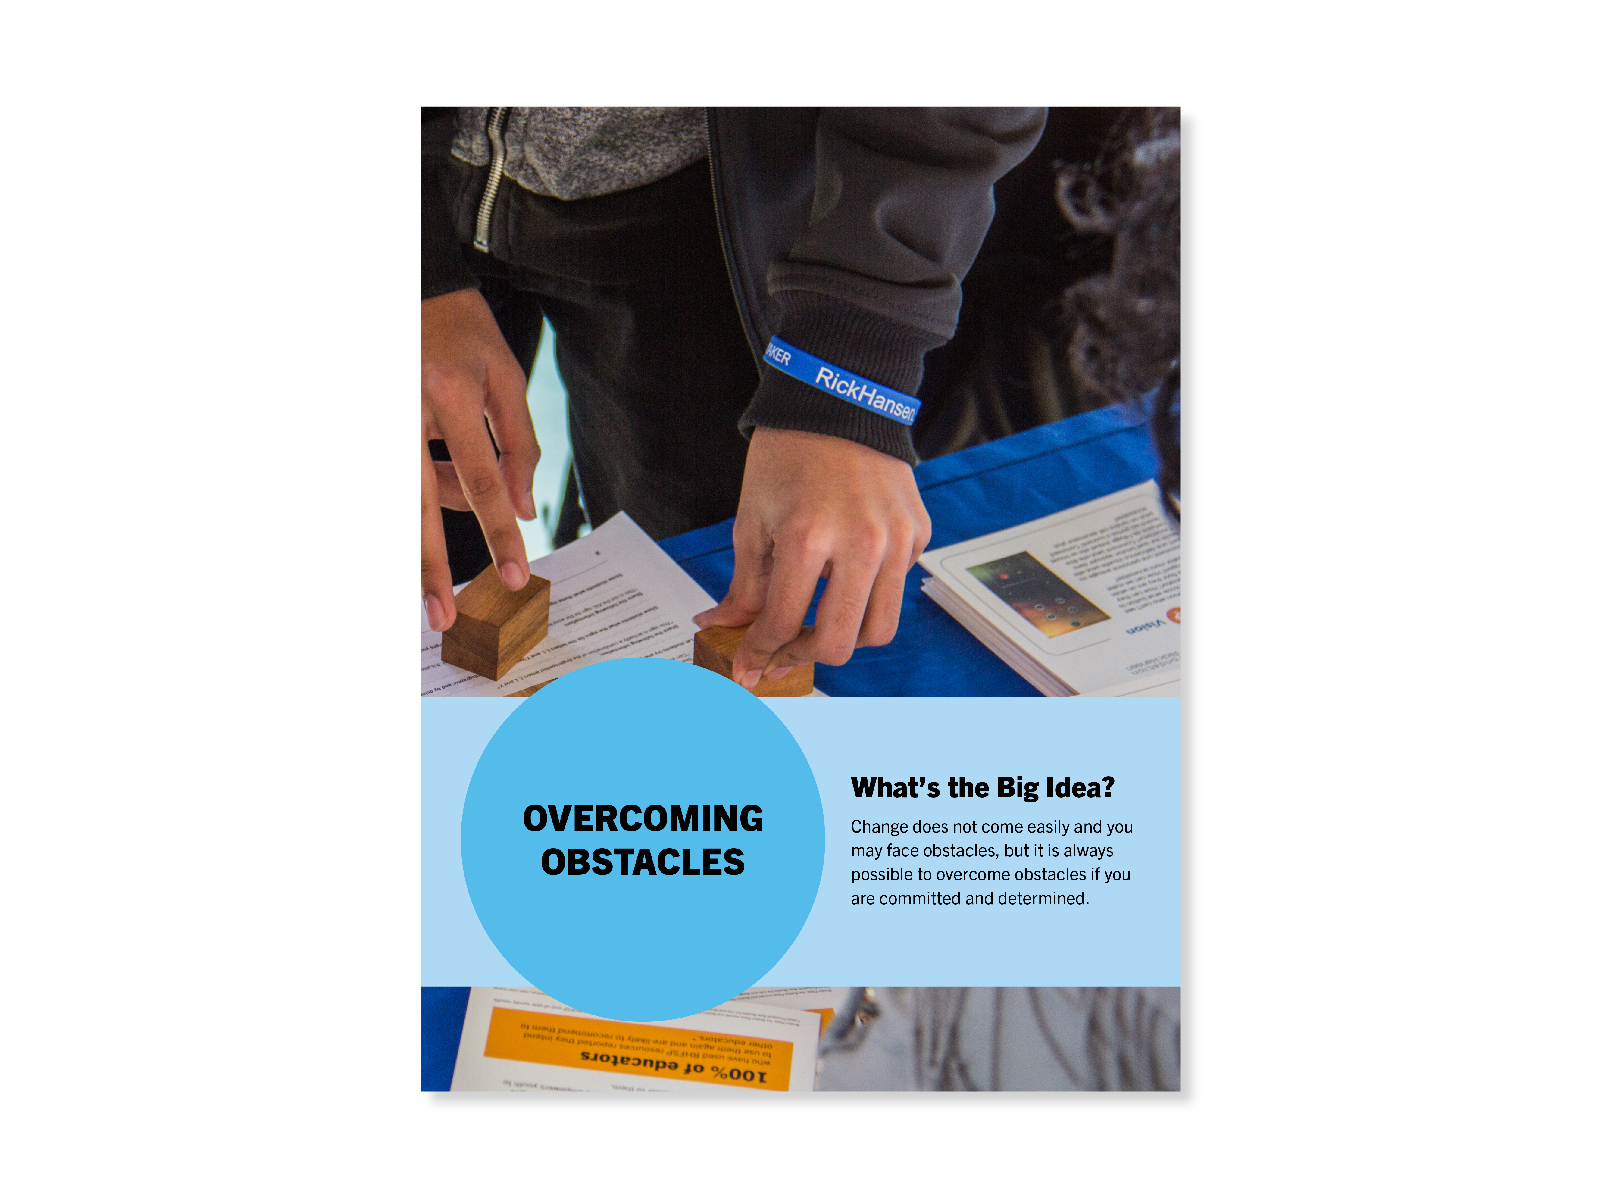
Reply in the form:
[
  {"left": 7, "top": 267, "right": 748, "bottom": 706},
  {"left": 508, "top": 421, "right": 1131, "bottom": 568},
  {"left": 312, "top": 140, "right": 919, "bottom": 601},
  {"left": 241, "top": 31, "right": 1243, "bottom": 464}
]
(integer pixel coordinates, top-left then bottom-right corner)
[
  {"left": 859, "top": 612, "right": 898, "bottom": 647},
  {"left": 818, "top": 642, "right": 853, "bottom": 667},
  {"left": 855, "top": 524, "right": 890, "bottom": 559},
  {"left": 420, "top": 365, "right": 476, "bottom": 405},
  {"left": 800, "top": 527, "right": 833, "bottom": 559},
  {"left": 809, "top": 625, "right": 853, "bottom": 666},
  {"left": 751, "top": 631, "right": 788, "bottom": 658},
  {"left": 462, "top": 467, "right": 503, "bottom": 501},
  {"left": 887, "top": 515, "right": 918, "bottom": 547},
  {"left": 731, "top": 515, "right": 765, "bottom": 552},
  {"left": 736, "top": 632, "right": 774, "bottom": 660},
  {"left": 750, "top": 620, "right": 799, "bottom": 657},
  {"left": 777, "top": 519, "right": 829, "bottom": 559}
]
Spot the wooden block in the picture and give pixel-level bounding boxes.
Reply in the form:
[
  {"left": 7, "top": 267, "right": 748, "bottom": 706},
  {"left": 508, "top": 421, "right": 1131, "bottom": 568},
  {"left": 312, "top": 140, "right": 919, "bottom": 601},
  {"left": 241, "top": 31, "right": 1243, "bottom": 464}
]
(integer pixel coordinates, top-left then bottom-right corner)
[
  {"left": 693, "top": 624, "right": 814, "bottom": 697},
  {"left": 440, "top": 566, "right": 551, "bottom": 681}
]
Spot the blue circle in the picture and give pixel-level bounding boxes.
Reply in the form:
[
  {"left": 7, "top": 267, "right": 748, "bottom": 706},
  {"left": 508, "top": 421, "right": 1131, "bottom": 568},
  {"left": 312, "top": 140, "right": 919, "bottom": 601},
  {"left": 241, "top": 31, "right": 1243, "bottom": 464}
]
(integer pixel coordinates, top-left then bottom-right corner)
[{"left": 460, "top": 657, "right": 824, "bottom": 1021}]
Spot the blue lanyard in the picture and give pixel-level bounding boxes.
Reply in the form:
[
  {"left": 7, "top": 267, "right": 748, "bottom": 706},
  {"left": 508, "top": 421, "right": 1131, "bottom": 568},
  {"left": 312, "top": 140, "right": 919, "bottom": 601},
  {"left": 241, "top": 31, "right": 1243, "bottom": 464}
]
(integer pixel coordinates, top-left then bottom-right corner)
[{"left": 763, "top": 337, "right": 921, "bottom": 427}]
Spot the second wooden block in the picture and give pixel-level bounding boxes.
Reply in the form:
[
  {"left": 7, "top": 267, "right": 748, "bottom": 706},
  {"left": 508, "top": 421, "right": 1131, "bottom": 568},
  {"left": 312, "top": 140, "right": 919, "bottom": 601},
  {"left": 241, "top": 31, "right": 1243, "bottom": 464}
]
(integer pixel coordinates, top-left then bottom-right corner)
[
  {"left": 440, "top": 566, "right": 551, "bottom": 681},
  {"left": 693, "top": 624, "right": 814, "bottom": 697}
]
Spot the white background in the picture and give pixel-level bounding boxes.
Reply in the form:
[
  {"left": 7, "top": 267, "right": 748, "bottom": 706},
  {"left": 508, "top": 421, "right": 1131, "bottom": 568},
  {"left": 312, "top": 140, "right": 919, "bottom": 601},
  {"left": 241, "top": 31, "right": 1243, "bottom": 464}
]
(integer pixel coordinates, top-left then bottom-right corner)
[{"left": 2, "top": 3, "right": 1595, "bottom": 1194}]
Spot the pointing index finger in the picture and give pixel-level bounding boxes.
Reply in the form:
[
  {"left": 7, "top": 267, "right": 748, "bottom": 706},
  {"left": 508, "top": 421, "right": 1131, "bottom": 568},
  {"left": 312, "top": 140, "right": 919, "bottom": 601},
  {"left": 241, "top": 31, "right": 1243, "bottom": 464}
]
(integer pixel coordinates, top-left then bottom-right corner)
[
  {"left": 434, "top": 392, "right": 529, "bottom": 592},
  {"left": 730, "top": 538, "right": 829, "bottom": 688}
]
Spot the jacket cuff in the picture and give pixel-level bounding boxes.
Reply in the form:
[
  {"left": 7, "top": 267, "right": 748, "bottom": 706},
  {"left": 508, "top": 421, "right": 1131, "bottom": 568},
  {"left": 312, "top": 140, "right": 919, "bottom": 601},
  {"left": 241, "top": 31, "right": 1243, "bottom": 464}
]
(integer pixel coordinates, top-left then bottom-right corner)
[
  {"left": 422, "top": 156, "right": 481, "bottom": 301},
  {"left": 737, "top": 292, "right": 939, "bottom": 466}
]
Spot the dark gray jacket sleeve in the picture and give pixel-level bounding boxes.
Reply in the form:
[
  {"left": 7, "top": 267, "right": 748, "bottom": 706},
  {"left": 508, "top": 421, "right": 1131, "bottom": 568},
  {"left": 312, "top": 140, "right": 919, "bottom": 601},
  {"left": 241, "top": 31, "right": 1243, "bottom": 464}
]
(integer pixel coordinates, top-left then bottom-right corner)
[{"left": 738, "top": 108, "right": 1047, "bottom": 464}]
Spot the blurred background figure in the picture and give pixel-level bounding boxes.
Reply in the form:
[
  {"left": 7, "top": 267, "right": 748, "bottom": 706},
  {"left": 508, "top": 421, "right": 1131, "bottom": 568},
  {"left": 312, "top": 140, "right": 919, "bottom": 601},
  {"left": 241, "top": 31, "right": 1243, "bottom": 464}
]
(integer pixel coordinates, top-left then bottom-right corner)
[
  {"left": 914, "top": 107, "right": 1180, "bottom": 458},
  {"left": 819, "top": 987, "right": 1179, "bottom": 1091}
]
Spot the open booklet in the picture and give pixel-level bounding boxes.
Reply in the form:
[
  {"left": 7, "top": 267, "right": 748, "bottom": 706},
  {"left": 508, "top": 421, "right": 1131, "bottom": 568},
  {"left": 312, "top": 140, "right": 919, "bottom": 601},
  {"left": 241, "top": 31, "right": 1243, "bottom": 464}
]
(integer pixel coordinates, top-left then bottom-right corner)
[
  {"left": 421, "top": 512, "right": 717, "bottom": 697},
  {"left": 918, "top": 480, "right": 1180, "bottom": 697},
  {"left": 448, "top": 986, "right": 848, "bottom": 1093}
]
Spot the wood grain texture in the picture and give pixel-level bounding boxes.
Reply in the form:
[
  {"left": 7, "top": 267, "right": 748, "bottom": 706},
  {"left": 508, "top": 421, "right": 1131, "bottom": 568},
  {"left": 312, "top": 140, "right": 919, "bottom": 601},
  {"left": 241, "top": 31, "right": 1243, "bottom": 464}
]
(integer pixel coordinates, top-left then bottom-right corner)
[
  {"left": 693, "top": 624, "right": 814, "bottom": 697},
  {"left": 440, "top": 567, "right": 551, "bottom": 681}
]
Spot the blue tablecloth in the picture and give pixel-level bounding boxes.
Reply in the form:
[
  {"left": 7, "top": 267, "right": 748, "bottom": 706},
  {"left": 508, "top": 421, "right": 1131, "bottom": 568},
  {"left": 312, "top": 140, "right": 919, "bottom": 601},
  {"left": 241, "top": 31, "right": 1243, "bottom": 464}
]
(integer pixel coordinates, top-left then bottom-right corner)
[
  {"left": 422, "top": 987, "right": 471, "bottom": 1092},
  {"left": 421, "top": 401, "right": 1162, "bottom": 1091},
  {"left": 660, "top": 399, "right": 1162, "bottom": 697}
]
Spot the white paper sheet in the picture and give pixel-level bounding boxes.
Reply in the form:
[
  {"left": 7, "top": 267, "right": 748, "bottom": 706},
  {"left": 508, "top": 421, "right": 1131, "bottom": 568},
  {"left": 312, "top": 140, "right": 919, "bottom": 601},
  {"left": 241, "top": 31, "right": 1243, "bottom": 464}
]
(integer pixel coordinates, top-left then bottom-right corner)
[
  {"left": 449, "top": 986, "right": 821, "bottom": 1093},
  {"left": 734, "top": 986, "right": 853, "bottom": 1087},
  {"left": 421, "top": 513, "right": 716, "bottom": 697},
  {"left": 735, "top": 985, "right": 853, "bottom": 1030},
  {"left": 918, "top": 481, "right": 1181, "bottom": 697}
]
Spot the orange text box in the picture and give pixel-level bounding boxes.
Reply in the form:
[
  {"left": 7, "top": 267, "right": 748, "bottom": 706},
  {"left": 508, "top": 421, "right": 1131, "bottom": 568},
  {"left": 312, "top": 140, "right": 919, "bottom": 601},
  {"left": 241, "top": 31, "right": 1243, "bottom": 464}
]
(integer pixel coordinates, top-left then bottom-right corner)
[{"left": 484, "top": 1007, "right": 793, "bottom": 1091}]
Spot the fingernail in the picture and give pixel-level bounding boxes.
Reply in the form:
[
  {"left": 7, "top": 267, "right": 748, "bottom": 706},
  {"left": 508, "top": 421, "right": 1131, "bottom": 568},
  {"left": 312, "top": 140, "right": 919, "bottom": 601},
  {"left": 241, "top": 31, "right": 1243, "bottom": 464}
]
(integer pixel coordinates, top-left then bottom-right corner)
[
  {"left": 425, "top": 595, "right": 445, "bottom": 631},
  {"left": 692, "top": 612, "right": 711, "bottom": 628},
  {"left": 499, "top": 562, "right": 526, "bottom": 590},
  {"left": 524, "top": 491, "right": 536, "bottom": 521},
  {"left": 768, "top": 665, "right": 794, "bottom": 680},
  {"left": 740, "top": 670, "right": 762, "bottom": 690}
]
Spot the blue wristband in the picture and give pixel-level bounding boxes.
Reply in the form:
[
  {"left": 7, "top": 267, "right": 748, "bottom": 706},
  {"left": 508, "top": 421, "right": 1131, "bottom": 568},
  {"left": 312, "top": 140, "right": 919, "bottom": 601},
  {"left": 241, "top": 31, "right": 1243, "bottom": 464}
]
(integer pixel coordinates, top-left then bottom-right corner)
[{"left": 762, "top": 336, "right": 921, "bottom": 427}]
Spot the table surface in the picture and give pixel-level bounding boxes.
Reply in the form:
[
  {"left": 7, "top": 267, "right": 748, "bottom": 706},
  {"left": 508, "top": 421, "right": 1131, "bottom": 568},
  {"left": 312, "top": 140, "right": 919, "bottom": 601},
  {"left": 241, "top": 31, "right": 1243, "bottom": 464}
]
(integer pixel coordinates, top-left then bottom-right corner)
[
  {"left": 660, "top": 398, "right": 1163, "bottom": 698},
  {"left": 421, "top": 400, "right": 1163, "bottom": 1091}
]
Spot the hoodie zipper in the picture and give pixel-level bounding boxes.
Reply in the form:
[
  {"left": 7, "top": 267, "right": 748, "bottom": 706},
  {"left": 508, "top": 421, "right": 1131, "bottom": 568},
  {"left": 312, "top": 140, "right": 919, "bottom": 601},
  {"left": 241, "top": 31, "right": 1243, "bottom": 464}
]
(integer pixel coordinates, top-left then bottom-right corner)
[{"left": 472, "top": 106, "right": 509, "bottom": 253}]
